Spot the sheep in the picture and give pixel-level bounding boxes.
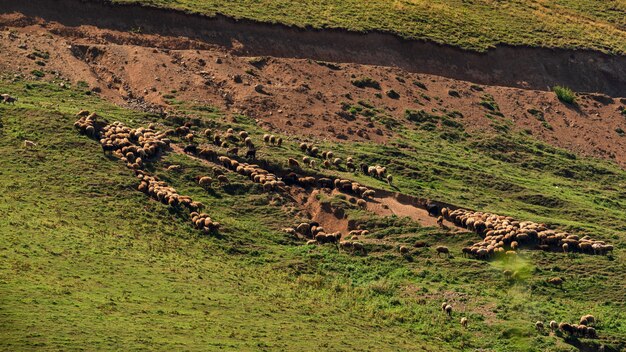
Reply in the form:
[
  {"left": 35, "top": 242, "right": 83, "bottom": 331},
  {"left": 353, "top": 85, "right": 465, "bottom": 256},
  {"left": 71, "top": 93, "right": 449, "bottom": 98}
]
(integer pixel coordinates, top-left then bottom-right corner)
[
  {"left": 333, "top": 157, "right": 342, "bottom": 167},
  {"left": 287, "top": 158, "right": 300, "bottom": 169},
  {"left": 549, "top": 321, "right": 558, "bottom": 332},
  {"left": 510, "top": 241, "right": 518, "bottom": 250},
  {"left": 399, "top": 246, "right": 409, "bottom": 254},
  {"left": 299, "top": 142, "right": 308, "bottom": 151},
  {"left": 562, "top": 243, "right": 569, "bottom": 253},
  {"left": 238, "top": 131, "right": 248, "bottom": 139},
  {"left": 356, "top": 199, "right": 367, "bottom": 208},
  {"left": 269, "top": 135, "right": 276, "bottom": 145},
  {"left": 167, "top": 165, "right": 182, "bottom": 171},
  {"left": 581, "top": 315, "right": 595, "bottom": 325},
  {"left": 183, "top": 144, "right": 197, "bottom": 154},
  {"left": 386, "top": 174, "right": 393, "bottom": 185},
  {"left": 217, "top": 175, "right": 229, "bottom": 184},
  {"left": 227, "top": 147, "right": 239, "bottom": 156},
  {"left": 263, "top": 134, "right": 271, "bottom": 144},
  {"left": 435, "top": 246, "right": 450, "bottom": 258},
  {"left": 547, "top": 277, "right": 563, "bottom": 286},
  {"left": 306, "top": 239, "right": 317, "bottom": 246},
  {"left": 445, "top": 304, "right": 452, "bottom": 317},
  {"left": 352, "top": 242, "right": 365, "bottom": 254},
  {"left": 1, "top": 94, "right": 17, "bottom": 104},
  {"left": 460, "top": 317, "right": 468, "bottom": 328},
  {"left": 198, "top": 176, "right": 213, "bottom": 188},
  {"left": 436, "top": 216, "right": 444, "bottom": 227},
  {"left": 535, "top": 321, "right": 544, "bottom": 331},
  {"left": 559, "top": 322, "right": 574, "bottom": 335},
  {"left": 23, "top": 140, "right": 37, "bottom": 148},
  {"left": 245, "top": 148, "right": 257, "bottom": 160},
  {"left": 276, "top": 137, "right": 283, "bottom": 146},
  {"left": 441, "top": 302, "right": 448, "bottom": 312}
]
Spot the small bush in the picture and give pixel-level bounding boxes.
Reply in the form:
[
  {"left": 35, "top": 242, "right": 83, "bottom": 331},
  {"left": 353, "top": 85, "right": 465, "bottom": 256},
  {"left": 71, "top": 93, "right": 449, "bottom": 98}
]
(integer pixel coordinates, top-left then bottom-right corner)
[
  {"left": 616, "top": 128, "right": 625, "bottom": 136},
  {"left": 553, "top": 85, "right": 576, "bottom": 104},
  {"left": 386, "top": 89, "right": 400, "bottom": 99},
  {"left": 412, "top": 80, "right": 427, "bottom": 90},
  {"left": 352, "top": 77, "right": 381, "bottom": 89},
  {"left": 31, "top": 70, "right": 45, "bottom": 78}
]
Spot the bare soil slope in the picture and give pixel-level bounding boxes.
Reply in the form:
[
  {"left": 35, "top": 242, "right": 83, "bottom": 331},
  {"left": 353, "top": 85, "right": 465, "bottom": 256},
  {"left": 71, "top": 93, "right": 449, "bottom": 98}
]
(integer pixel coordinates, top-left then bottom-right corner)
[{"left": 1, "top": 11, "right": 626, "bottom": 167}]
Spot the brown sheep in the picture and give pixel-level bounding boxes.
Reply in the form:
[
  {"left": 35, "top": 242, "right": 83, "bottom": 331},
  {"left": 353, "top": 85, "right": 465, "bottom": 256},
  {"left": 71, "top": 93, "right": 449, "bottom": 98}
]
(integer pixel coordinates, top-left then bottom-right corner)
[
  {"left": 535, "top": 321, "right": 544, "bottom": 331},
  {"left": 356, "top": 199, "right": 367, "bottom": 208},
  {"left": 287, "top": 158, "right": 300, "bottom": 169},
  {"left": 547, "top": 277, "right": 564, "bottom": 286},
  {"left": 549, "top": 321, "right": 558, "bottom": 332},
  {"left": 198, "top": 176, "right": 213, "bottom": 187},
  {"left": 399, "top": 246, "right": 409, "bottom": 254},
  {"left": 581, "top": 315, "right": 595, "bottom": 325},
  {"left": 436, "top": 246, "right": 450, "bottom": 257},
  {"left": 460, "top": 317, "right": 468, "bottom": 328},
  {"left": 217, "top": 175, "right": 229, "bottom": 184}
]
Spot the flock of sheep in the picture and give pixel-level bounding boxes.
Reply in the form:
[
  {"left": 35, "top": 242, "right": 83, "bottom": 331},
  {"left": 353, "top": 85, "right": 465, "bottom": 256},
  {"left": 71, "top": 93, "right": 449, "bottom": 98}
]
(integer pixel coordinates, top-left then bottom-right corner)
[
  {"left": 283, "top": 222, "right": 366, "bottom": 254},
  {"left": 440, "top": 208, "right": 613, "bottom": 259},
  {"left": 74, "top": 111, "right": 219, "bottom": 233}
]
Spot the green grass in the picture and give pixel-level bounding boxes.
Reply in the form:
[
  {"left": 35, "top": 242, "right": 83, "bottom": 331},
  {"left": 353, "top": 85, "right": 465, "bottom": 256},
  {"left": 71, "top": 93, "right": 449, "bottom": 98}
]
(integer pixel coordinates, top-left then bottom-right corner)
[
  {"left": 112, "top": 0, "right": 626, "bottom": 54},
  {"left": 553, "top": 86, "right": 577, "bottom": 104},
  {"left": 0, "top": 79, "right": 625, "bottom": 351}
]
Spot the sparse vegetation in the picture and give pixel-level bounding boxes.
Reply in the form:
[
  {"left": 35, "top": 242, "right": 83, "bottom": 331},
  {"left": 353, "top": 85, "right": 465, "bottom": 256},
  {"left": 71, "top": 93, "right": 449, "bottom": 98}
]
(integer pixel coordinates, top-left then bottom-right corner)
[
  {"left": 351, "top": 77, "right": 381, "bottom": 90},
  {"left": 553, "top": 85, "right": 576, "bottom": 104}
]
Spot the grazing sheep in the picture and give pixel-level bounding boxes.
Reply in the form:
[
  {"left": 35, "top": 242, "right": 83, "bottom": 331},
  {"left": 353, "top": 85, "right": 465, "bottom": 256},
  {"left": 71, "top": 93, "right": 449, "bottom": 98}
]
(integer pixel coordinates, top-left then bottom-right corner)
[
  {"left": 436, "top": 216, "right": 444, "bottom": 227},
  {"left": 535, "top": 321, "right": 544, "bottom": 331},
  {"left": 263, "top": 134, "right": 271, "bottom": 144},
  {"left": 399, "top": 246, "right": 409, "bottom": 254},
  {"left": 581, "top": 315, "right": 595, "bottom": 325},
  {"left": 503, "top": 270, "right": 512, "bottom": 279},
  {"left": 333, "top": 158, "right": 342, "bottom": 167},
  {"left": 549, "top": 321, "right": 558, "bottom": 332},
  {"left": 23, "top": 140, "right": 37, "bottom": 148},
  {"left": 1, "top": 94, "right": 17, "bottom": 104},
  {"left": 269, "top": 135, "right": 276, "bottom": 145},
  {"left": 559, "top": 322, "right": 574, "bottom": 335},
  {"left": 245, "top": 148, "right": 257, "bottom": 160},
  {"left": 167, "top": 165, "right": 182, "bottom": 171},
  {"left": 441, "top": 302, "right": 448, "bottom": 312},
  {"left": 460, "top": 317, "right": 468, "bottom": 328},
  {"left": 435, "top": 246, "right": 450, "bottom": 258},
  {"left": 287, "top": 158, "right": 300, "bottom": 169},
  {"left": 276, "top": 137, "right": 283, "bottom": 146},
  {"left": 306, "top": 239, "right": 317, "bottom": 246},
  {"left": 227, "top": 147, "right": 239, "bottom": 156},
  {"left": 183, "top": 144, "right": 197, "bottom": 154},
  {"left": 445, "top": 304, "right": 452, "bottom": 317},
  {"left": 299, "top": 142, "right": 308, "bottom": 151},
  {"left": 356, "top": 199, "right": 367, "bottom": 208},
  {"left": 547, "top": 277, "right": 563, "bottom": 286},
  {"left": 386, "top": 174, "right": 393, "bottom": 185},
  {"left": 562, "top": 243, "right": 569, "bottom": 253},
  {"left": 198, "top": 176, "right": 213, "bottom": 187},
  {"left": 217, "top": 175, "right": 229, "bottom": 184}
]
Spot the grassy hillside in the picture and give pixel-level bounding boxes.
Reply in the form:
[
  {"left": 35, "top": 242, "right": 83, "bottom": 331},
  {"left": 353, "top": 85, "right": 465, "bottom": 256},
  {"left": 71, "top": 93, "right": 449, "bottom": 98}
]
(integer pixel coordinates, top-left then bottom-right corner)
[
  {"left": 0, "top": 79, "right": 625, "bottom": 351},
  {"left": 112, "top": 0, "right": 626, "bottom": 54}
]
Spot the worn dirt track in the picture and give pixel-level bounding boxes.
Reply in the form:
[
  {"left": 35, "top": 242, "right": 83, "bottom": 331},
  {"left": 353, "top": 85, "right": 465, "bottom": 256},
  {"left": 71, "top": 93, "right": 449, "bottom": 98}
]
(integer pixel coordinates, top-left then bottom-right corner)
[{"left": 2, "top": 0, "right": 626, "bottom": 96}]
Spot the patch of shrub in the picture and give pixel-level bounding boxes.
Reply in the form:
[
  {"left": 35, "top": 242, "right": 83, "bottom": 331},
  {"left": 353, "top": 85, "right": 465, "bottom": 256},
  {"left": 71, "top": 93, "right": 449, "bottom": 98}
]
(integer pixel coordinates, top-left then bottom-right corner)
[
  {"left": 352, "top": 77, "right": 381, "bottom": 89},
  {"left": 412, "top": 80, "right": 427, "bottom": 90},
  {"left": 386, "top": 89, "right": 400, "bottom": 99},
  {"left": 616, "top": 128, "right": 625, "bottom": 136},
  {"left": 553, "top": 85, "right": 576, "bottom": 104},
  {"left": 405, "top": 109, "right": 438, "bottom": 123},
  {"left": 31, "top": 70, "right": 45, "bottom": 78}
]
